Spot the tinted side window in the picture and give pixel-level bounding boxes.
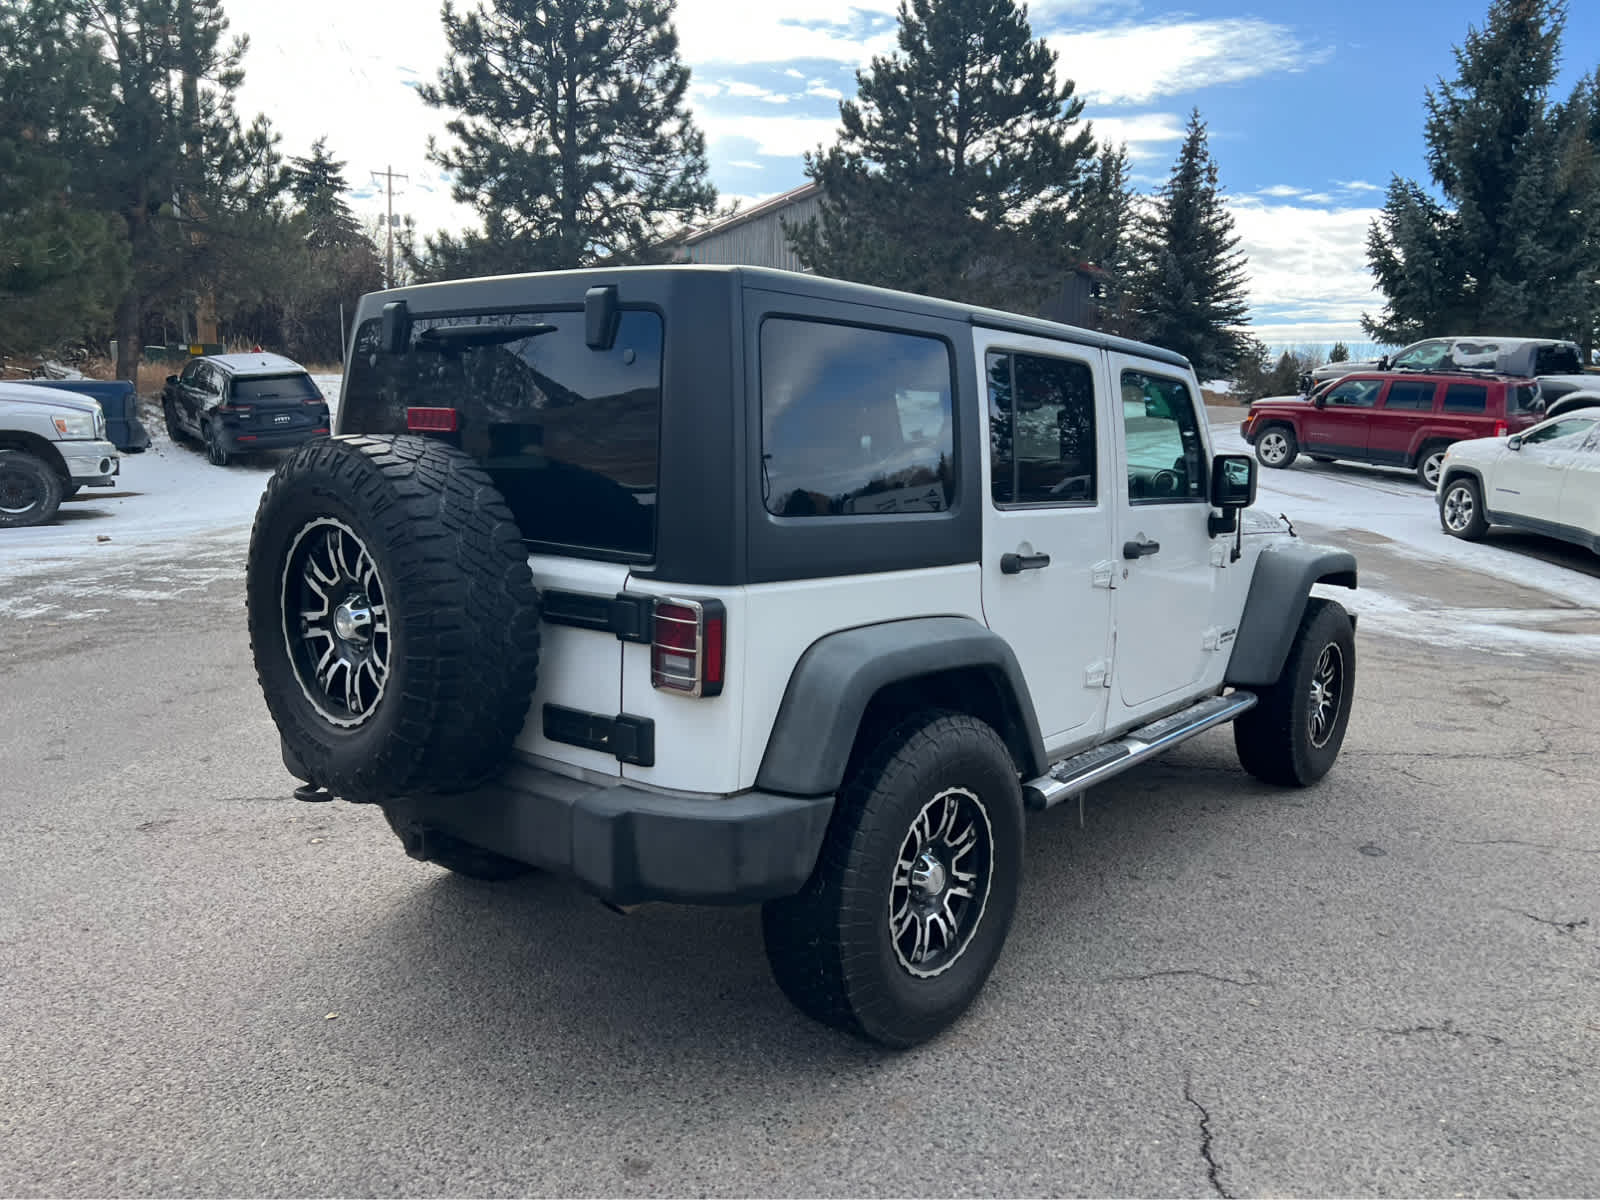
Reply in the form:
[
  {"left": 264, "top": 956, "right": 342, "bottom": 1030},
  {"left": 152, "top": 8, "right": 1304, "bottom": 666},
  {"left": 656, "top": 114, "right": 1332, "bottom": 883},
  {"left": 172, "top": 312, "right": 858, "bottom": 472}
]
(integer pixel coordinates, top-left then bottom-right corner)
[
  {"left": 1326, "top": 379, "right": 1381, "bottom": 407},
  {"left": 1443, "top": 383, "right": 1488, "bottom": 413},
  {"left": 1121, "top": 369, "right": 1204, "bottom": 502},
  {"left": 987, "top": 351, "right": 1096, "bottom": 505},
  {"left": 343, "top": 309, "right": 662, "bottom": 558},
  {"left": 760, "top": 319, "right": 954, "bottom": 518},
  {"left": 1383, "top": 380, "right": 1436, "bottom": 410},
  {"left": 1391, "top": 340, "right": 1448, "bottom": 370},
  {"left": 1511, "top": 384, "right": 1541, "bottom": 414}
]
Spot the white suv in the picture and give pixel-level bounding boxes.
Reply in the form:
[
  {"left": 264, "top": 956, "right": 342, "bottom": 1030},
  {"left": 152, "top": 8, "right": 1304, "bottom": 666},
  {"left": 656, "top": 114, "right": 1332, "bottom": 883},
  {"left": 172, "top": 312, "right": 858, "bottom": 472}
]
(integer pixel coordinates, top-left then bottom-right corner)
[
  {"left": 0, "top": 381, "right": 121, "bottom": 527},
  {"left": 245, "top": 267, "right": 1360, "bottom": 1047}
]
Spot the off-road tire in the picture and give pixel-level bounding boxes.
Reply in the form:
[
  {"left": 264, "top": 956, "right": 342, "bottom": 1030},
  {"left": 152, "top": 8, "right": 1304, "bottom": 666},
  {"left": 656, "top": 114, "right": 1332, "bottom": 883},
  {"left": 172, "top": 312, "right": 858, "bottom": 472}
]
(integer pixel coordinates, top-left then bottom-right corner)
[
  {"left": 1254, "top": 425, "right": 1298, "bottom": 469},
  {"left": 1234, "top": 597, "right": 1355, "bottom": 787},
  {"left": 384, "top": 811, "right": 533, "bottom": 882},
  {"left": 0, "top": 450, "right": 64, "bottom": 528},
  {"left": 246, "top": 434, "right": 541, "bottom": 801},
  {"left": 761, "top": 711, "right": 1024, "bottom": 1049},
  {"left": 1439, "top": 475, "right": 1489, "bottom": 540},
  {"left": 163, "top": 397, "right": 188, "bottom": 443},
  {"left": 1415, "top": 440, "right": 1450, "bottom": 489}
]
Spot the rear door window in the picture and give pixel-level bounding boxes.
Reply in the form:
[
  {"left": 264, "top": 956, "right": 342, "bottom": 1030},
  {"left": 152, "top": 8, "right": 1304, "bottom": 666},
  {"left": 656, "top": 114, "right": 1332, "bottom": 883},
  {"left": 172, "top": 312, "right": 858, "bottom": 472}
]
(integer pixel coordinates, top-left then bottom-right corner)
[
  {"left": 760, "top": 318, "right": 954, "bottom": 517},
  {"left": 1382, "top": 380, "right": 1436, "bottom": 410},
  {"left": 1443, "top": 384, "right": 1488, "bottom": 413},
  {"left": 342, "top": 309, "right": 663, "bottom": 559},
  {"left": 987, "top": 350, "right": 1097, "bottom": 505}
]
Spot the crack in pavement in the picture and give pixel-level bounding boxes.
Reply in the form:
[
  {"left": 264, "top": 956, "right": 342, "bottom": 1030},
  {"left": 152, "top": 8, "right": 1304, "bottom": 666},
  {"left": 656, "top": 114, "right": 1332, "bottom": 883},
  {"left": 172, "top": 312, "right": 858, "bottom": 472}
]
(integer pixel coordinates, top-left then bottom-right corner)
[
  {"left": 1183, "top": 1077, "right": 1233, "bottom": 1199},
  {"left": 1378, "top": 1020, "right": 1505, "bottom": 1046},
  {"left": 1106, "top": 969, "right": 1262, "bottom": 987},
  {"left": 1499, "top": 908, "right": 1591, "bottom": 934}
]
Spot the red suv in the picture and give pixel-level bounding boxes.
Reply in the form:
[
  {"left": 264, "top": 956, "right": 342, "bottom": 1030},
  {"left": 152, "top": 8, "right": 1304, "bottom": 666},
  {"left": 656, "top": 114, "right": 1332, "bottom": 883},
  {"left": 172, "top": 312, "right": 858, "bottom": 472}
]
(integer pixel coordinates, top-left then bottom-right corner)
[{"left": 1240, "top": 370, "right": 1544, "bottom": 488}]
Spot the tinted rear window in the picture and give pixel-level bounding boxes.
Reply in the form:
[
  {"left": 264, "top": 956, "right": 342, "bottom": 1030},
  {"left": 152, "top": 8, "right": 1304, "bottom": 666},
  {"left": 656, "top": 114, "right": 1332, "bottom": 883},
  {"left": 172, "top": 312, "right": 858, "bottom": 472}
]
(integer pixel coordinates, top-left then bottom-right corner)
[
  {"left": 232, "top": 374, "right": 320, "bottom": 402},
  {"left": 760, "top": 318, "right": 954, "bottom": 518},
  {"left": 1383, "top": 381, "right": 1435, "bottom": 410},
  {"left": 342, "top": 309, "right": 662, "bottom": 559},
  {"left": 1443, "top": 383, "right": 1488, "bottom": 413}
]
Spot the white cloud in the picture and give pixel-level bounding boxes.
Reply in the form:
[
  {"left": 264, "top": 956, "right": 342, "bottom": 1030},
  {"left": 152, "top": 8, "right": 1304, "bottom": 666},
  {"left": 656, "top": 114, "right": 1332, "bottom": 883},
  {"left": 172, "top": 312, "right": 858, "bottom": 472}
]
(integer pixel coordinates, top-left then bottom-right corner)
[
  {"left": 674, "top": 0, "right": 900, "bottom": 66},
  {"left": 1228, "top": 198, "right": 1383, "bottom": 342},
  {"left": 1335, "top": 179, "right": 1383, "bottom": 192},
  {"left": 1048, "top": 19, "right": 1324, "bottom": 105},
  {"left": 1259, "top": 184, "right": 1308, "bottom": 197},
  {"left": 806, "top": 84, "right": 846, "bottom": 100},
  {"left": 785, "top": 68, "right": 805, "bottom": 79},
  {"left": 727, "top": 160, "right": 766, "bottom": 170},
  {"left": 1084, "top": 112, "right": 1187, "bottom": 159},
  {"left": 702, "top": 113, "right": 841, "bottom": 158}
]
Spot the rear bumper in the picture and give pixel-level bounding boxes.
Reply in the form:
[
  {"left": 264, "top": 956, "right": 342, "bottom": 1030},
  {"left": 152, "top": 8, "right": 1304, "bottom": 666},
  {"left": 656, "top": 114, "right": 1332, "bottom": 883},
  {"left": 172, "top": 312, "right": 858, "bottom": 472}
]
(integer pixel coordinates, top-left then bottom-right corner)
[
  {"left": 219, "top": 425, "right": 328, "bottom": 452},
  {"left": 376, "top": 759, "right": 834, "bottom": 906}
]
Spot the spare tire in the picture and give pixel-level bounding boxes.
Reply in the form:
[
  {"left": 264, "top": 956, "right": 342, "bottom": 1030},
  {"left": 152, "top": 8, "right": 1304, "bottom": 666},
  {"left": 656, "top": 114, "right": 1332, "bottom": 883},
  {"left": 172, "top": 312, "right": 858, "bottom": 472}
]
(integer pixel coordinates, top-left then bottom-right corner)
[{"left": 246, "top": 435, "right": 541, "bottom": 800}]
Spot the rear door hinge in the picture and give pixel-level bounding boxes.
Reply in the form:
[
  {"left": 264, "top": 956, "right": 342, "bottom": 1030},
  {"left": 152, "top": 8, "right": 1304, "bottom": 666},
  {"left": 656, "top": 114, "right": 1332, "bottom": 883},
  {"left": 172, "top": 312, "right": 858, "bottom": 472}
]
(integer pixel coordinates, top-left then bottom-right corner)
[{"left": 1091, "top": 559, "right": 1117, "bottom": 589}]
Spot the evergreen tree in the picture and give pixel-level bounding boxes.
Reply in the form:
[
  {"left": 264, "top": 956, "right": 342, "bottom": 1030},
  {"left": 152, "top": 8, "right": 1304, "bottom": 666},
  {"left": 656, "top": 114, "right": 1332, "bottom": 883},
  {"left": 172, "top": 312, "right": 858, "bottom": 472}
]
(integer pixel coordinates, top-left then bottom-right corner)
[
  {"left": 1555, "top": 66, "right": 1600, "bottom": 358},
  {"left": 1065, "top": 142, "right": 1137, "bottom": 332},
  {"left": 418, "top": 0, "right": 716, "bottom": 278},
  {"left": 785, "top": 0, "right": 1098, "bottom": 312},
  {"left": 1328, "top": 340, "right": 1350, "bottom": 362},
  {"left": 0, "top": 0, "right": 127, "bottom": 354},
  {"left": 69, "top": 0, "right": 288, "bottom": 380},
  {"left": 1363, "top": 0, "right": 1593, "bottom": 344},
  {"left": 289, "top": 137, "right": 364, "bottom": 250},
  {"left": 1128, "top": 109, "right": 1252, "bottom": 380}
]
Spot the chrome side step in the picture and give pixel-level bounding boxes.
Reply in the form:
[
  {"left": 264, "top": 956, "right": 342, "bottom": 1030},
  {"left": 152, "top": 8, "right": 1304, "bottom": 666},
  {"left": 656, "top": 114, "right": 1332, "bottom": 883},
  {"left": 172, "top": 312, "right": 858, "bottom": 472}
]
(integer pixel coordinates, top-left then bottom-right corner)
[{"left": 1023, "top": 691, "right": 1258, "bottom": 811}]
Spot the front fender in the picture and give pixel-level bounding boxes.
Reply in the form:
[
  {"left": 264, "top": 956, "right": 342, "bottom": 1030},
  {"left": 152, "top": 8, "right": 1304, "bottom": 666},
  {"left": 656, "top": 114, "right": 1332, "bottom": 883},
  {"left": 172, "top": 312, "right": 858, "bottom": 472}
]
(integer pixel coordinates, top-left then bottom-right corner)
[{"left": 1224, "top": 541, "right": 1357, "bottom": 687}]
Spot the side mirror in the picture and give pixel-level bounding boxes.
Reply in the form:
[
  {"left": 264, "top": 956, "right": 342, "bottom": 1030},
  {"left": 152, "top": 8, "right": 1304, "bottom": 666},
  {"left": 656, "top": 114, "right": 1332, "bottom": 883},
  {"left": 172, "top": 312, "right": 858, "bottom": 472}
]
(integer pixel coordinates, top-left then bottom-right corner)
[
  {"left": 1210, "top": 453, "right": 1256, "bottom": 508},
  {"left": 1377, "top": 355, "right": 1390, "bottom": 370},
  {"left": 165, "top": 374, "right": 177, "bottom": 385},
  {"left": 1313, "top": 393, "right": 1327, "bottom": 408},
  {"left": 1508, "top": 435, "right": 1523, "bottom": 450},
  {"left": 381, "top": 300, "right": 410, "bottom": 355}
]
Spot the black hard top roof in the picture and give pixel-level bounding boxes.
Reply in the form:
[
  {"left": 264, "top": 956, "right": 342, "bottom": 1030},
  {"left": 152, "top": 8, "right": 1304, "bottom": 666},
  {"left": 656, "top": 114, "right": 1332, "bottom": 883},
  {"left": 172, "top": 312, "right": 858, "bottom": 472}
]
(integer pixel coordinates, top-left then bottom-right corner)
[{"left": 366, "top": 264, "right": 1194, "bottom": 372}]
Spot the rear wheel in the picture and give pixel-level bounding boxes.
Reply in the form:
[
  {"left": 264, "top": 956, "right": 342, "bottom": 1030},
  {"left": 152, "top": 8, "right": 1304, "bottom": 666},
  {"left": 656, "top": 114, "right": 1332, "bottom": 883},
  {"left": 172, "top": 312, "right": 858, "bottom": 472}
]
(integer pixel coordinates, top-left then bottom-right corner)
[
  {"left": 0, "top": 450, "right": 64, "bottom": 528},
  {"left": 1439, "top": 476, "right": 1488, "bottom": 540},
  {"left": 163, "top": 396, "right": 188, "bottom": 443},
  {"left": 1234, "top": 598, "right": 1356, "bottom": 787},
  {"left": 1255, "top": 425, "right": 1298, "bottom": 469},
  {"left": 1415, "top": 441, "right": 1450, "bottom": 489},
  {"left": 204, "top": 419, "right": 230, "bottom": 466},
  {"left": 761, "top": 711, "right": 1024, "bottom": 1049}
]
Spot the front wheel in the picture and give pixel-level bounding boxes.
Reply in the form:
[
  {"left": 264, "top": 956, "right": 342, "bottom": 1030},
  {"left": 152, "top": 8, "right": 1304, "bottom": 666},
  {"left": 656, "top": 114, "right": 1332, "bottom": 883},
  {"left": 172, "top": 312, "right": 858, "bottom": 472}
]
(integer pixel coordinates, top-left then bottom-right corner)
[
  {"left": 1439, "top": 476, "right": 1488, "bottom": 540},
  {"left": 1234, "top": 597, "right": 1356, "bottom": 787},
  {"left": 1255, "top": 425, "right": 1298, "bottom": 469},
  {"left": 0, "top": 450, "right": 65, "bottom": 528},
  {"left": 761, "top": 712, "right": 1024, "bottom": 1049}
]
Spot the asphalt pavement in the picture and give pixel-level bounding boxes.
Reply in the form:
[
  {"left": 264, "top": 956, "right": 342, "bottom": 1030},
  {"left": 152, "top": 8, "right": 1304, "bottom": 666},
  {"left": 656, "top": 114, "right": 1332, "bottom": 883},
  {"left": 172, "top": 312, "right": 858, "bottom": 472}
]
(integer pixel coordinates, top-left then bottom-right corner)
[{"left": 2, "top": 464, "right": 1598, "bottom": 1196}]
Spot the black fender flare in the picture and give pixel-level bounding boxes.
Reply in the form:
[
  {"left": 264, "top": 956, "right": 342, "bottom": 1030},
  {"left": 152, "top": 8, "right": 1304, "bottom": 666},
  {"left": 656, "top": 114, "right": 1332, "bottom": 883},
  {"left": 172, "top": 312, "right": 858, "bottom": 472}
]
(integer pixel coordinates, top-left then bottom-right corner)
[
  {"left": 755, "top": 616, "right": 1047, "bottom": 797},
  {"left": 1224, "top": 541, "right": 1358, "bottom": 687}
]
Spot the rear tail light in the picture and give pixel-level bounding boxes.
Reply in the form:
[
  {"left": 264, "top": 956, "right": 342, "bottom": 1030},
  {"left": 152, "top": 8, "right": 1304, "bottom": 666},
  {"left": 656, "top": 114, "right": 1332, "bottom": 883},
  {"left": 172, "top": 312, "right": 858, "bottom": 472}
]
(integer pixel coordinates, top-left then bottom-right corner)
[
  {"left": 218, "top": 404, "right": 253, "bottom": 417},
  {"left": 1494, "top": 420, "right": 1508, "bottom": 437},
  {"left": 651, "top": 598, "right": 725, "bottom": 697},
  {"left": 407, "top": 406, "right": 458, "bottom": 432}
]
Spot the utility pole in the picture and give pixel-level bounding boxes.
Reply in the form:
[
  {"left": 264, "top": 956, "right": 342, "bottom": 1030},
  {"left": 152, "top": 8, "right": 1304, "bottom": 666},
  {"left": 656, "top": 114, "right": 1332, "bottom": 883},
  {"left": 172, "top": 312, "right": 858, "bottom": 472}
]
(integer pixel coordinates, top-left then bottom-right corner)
[{"left": 370, "top": 165, "right": 409, "bottom": 288}]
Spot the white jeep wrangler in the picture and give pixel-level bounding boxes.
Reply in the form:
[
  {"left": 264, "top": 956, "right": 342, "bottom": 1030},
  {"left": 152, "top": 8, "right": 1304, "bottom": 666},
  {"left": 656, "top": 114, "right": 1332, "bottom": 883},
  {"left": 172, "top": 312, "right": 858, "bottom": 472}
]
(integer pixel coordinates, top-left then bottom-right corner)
[
  {"left": 0, "top": 381, "right": 122, "bottom": 528},
  {"left": 245, "top": 267, "right": 1358, "bottom": 1048}
]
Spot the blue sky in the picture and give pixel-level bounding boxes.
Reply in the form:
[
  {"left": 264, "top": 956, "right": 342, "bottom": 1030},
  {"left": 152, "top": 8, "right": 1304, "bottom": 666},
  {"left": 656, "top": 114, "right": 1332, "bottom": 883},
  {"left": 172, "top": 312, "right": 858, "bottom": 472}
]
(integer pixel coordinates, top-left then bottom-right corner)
[{"left": 230, "top": 0, "right": 1600, "bottom": 351}]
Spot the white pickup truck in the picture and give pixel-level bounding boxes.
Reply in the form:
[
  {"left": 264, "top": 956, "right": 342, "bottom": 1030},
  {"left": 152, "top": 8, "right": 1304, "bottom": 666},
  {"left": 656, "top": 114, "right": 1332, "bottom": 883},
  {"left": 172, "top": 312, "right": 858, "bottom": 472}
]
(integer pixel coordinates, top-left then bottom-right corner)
[{"left": 0, "top": 381, "right": 122, "bottom": 527}]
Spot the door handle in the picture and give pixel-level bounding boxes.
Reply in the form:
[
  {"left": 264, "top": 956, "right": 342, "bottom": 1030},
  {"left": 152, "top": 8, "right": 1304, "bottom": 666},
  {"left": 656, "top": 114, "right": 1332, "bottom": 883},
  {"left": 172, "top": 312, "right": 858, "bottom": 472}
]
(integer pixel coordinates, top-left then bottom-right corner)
[
  {"left": 1000, "top": 552, "right": 1051, "bottom": 574},
  {"left": 1122, "top": 537, "right": 1160, "bottom": 559}
]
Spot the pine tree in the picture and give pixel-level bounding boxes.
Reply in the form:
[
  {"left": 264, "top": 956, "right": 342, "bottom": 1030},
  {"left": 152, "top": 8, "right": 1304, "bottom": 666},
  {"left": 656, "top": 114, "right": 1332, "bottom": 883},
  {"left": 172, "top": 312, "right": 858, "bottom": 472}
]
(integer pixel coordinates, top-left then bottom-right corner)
[
  {"left": 1555, "top": 66, "right": 1600, "bottom": 358},
  {"left": 418, "top": 0, "right": 716, "bottom": 278},
  {"left": 69, "top": 0, "right": 288, "bottom": 380},
  {"left": 1128, "top": 109, "right": 1252, "bottom": 380},
  {"left": 1363, "top": 0, "right": 1593, "bottom": 344},
  {"left": 289, "top": 137, "right": 364, "bottom": 250},
  {"left": 785, "top": 0, "right": 1098, "bottom": 312},
  {"left": 1328, "top": 340, "right": 1350, "bottom": 363},
  {"left": 1065, "top": 143, "right": 1136, "bottom": 332},
  {"left": 0, "top": 0, "right": 127, "bottom": 354}
]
